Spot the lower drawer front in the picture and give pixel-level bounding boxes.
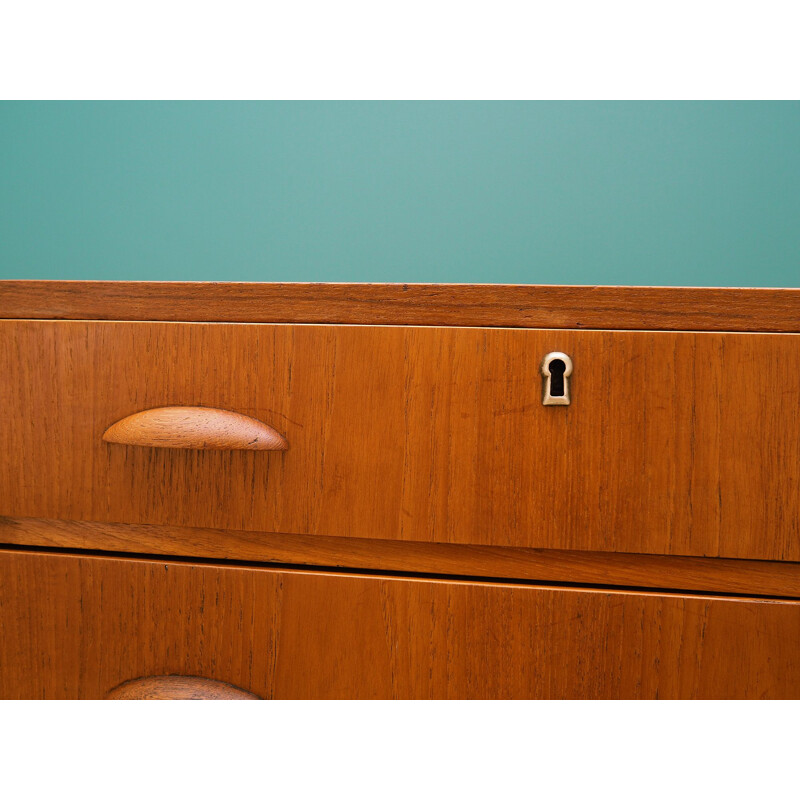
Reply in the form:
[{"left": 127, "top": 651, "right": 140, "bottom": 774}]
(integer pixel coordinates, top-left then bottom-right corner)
[{"left": 1, "top": 550, "right": 798, "bottom": 699}]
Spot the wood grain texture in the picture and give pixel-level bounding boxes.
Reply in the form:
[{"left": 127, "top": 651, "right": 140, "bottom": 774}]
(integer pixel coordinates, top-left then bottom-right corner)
[
  {"left": 1, "top": 549, "right": 798, "bottom": 699},
  {"left": 2, "top": 281, "right": 800, "bottom": 332},
  {"left": 2, "top": 320, "right": 800, "bottom": 560},
  {"left": 106, "top": 675, "right": 259, "bottom": 699},
  {"left": 103, "top": 406, "right": 288, "bottom": 450},
  {"left": 2, "top": 516, "right": 799, "bottom": 598}
]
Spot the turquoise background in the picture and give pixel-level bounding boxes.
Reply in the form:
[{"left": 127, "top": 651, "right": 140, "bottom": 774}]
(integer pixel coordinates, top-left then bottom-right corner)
[{"left": 1, "top": 101, "right": 798, "bottom": 286}]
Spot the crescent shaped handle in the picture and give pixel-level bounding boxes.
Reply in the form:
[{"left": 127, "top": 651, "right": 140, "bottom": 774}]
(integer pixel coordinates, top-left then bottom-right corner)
[
  {"left": 102, "top": 406, "right": 288, "bottom": 451},
  {"left": 106, "top": 675, "right": 260, "bottom": 700}
]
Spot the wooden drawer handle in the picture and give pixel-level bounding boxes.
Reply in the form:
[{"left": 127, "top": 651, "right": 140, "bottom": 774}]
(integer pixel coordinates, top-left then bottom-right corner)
[
  {"left": 106, "top": 675, "right": 260, "bottom": 700},
  {"left": 102, "top": 406, "right": 288, "bottom": 451}
]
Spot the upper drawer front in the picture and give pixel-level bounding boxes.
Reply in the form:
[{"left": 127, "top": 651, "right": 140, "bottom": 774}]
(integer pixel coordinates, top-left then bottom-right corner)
[{"left": 1, "top": 320, "right": 798, "bottom": 560}]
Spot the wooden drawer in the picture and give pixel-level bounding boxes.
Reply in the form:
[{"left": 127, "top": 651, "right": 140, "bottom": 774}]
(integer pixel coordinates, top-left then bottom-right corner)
[
  {"left": 1, "top": 549, "right": 798, "bottom": 699},
  {"left": 2, "top": 320, "right": 800, "bottom": 560}
]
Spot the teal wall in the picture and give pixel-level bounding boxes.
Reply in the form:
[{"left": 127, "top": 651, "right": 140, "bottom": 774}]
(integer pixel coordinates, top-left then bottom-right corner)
[{"left": 1, "top": 101, "right": 798, "bottom": 286}]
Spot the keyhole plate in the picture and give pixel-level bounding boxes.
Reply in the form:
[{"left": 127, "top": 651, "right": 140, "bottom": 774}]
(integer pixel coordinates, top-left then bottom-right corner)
[{"left": 541, "top": 352, "right": 573, "bottom": 406}]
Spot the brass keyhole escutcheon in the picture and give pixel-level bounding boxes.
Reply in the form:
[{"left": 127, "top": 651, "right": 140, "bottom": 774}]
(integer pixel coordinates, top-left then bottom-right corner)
[{"left": 541, "top": 352, "right": 573, "bottom": 406}]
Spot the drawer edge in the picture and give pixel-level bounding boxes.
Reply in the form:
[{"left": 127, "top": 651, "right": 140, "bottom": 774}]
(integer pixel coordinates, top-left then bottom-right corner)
[{"left": 2, "top": 515, "right": 799, "bottom": 599}]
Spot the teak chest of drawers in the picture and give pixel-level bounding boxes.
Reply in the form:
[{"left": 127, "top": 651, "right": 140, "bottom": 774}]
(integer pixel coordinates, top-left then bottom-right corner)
[{"left": 1, "top": 282, "right": 799, "bottom": 699}]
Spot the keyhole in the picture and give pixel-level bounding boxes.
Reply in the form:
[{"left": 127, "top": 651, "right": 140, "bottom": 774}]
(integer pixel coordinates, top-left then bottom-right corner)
[
  {"left": 541, "top": 352, "right": 573, "bottom": 406},
  {"left": 549, "top": 359, "right": 566, "bottom": 397}
]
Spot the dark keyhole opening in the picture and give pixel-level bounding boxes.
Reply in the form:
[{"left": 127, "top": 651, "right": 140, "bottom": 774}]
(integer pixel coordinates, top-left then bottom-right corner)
[{"left": 549, "top": 359, "right": 566, "bottom": 397}]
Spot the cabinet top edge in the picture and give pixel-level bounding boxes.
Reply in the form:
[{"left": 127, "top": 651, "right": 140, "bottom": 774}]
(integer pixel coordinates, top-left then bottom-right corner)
[{"left": 2, "top": 280, "right": 799, "bottom": 332}]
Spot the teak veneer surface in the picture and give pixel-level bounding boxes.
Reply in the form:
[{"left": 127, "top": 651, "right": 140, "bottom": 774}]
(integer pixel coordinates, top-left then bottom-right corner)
[
  {"left": 2, "top": 320, "right": 799, "bottom": 560},
  {"left": 2, "top": 281, "right": 800, "bottom": 332},
  {"left": 3, "top": 516, "right": 799, "bottom": 598},
  {"left": 2, "top": 549, "right": 798, "bottom": 700}
]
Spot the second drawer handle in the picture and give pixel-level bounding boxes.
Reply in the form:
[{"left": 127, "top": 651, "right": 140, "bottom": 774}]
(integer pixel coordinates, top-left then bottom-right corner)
[
  {"left": 106, "top": 675, "right": 260, "bottom": 699},
  {"left": 102, "top": 406, "right": 288, "bottom": 451}
]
